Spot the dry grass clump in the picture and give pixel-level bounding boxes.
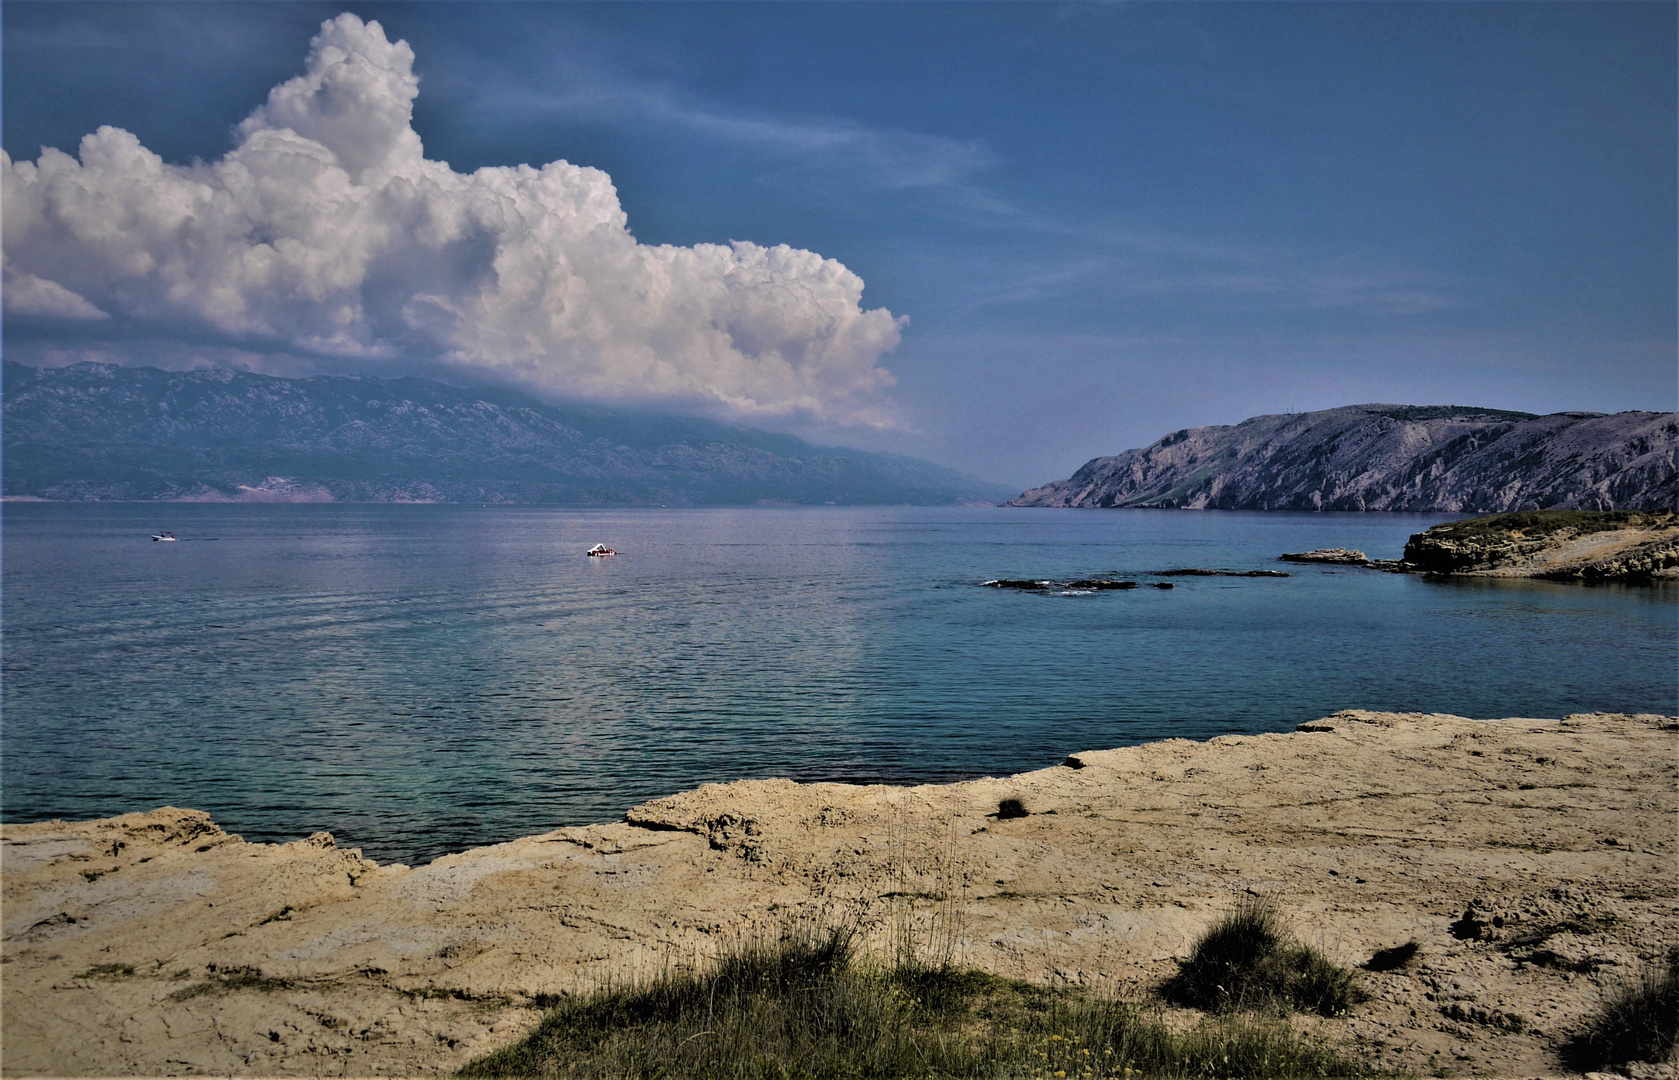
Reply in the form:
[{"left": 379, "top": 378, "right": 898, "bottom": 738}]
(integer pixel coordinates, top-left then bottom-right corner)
[
  {"left": 1161, "top": 896, "right": 1366, "bottom": 1017},
  {"left": 1561, "top": 948, "right": 1679, "bottom": 1070},
  {"left": 458, "top": 925, "right": 1387, "bottom": 1079},
  {"left": 167, "top": 964, "right": 295, "bottom": 1001}
]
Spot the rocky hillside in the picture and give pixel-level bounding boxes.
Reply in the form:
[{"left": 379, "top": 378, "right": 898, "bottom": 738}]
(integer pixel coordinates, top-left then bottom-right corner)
[
  {"left": 1, "top": 362, "right": 1011, "bottom": 506},
  {"left": 1009, "top": 405, "right": 1677, "bottom": 512}
]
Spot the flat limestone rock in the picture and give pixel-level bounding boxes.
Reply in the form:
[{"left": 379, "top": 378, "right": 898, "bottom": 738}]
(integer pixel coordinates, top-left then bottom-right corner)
[{"left": 4, "top": 711, "right": 1676, "bottom": 1077}]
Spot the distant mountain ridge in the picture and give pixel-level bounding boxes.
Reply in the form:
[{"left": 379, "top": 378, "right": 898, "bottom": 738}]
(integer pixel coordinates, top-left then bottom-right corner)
[
  {"left": 1, "top": 362, "right": 1012, "bottom": 506},
  {"left": 1008, "top": 404, "right": 1677, "bottom": 512}
]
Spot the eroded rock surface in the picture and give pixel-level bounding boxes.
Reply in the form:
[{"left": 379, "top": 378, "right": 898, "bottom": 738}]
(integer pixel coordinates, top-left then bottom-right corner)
[{"left": 4, "top": 712, "right": 1675, "bottom": 1077}]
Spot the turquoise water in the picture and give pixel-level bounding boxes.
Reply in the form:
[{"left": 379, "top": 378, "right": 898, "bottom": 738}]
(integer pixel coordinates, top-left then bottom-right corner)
[{"left": 3, "top": 503, "right": 1674, "bottom": 864}]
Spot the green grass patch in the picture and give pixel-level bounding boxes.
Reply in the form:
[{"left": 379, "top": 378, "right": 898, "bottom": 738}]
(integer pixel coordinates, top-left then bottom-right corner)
[
  {"left": 1160, "top": 897, "right": 1367, "bottom": 1017},
  {"left": 75, "top": 962, "right": 135, "bottom": 979},
  {"left": 1561, "top": 948, "right": 1679, "bottom": 1070},
  {"left": 458, "top": 926, "right": 1388, "bottom": 1079},
  {"left": 168, "top": 964, "right": 296, "bottom": 1001}
]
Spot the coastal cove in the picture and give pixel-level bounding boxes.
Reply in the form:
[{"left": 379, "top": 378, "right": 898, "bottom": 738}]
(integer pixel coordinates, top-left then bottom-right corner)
[{"left": 3, "top": 504, "right": 1675, "bottom": 865}]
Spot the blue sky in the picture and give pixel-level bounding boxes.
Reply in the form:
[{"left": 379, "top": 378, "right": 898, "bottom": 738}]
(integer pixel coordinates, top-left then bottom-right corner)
[{"left": 4, "top": 2, "right": 1674, "bottom": 487}]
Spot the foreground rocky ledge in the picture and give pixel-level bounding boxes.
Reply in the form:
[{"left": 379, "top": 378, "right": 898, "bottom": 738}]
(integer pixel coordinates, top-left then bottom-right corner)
[{"left": 4, "top": 711, "right": 1675, "bottom": 1078}]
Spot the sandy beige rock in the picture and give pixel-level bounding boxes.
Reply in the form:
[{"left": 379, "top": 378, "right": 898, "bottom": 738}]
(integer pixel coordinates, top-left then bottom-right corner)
[{"left": 4, "top": 711, "right": 1676, "bottom": 1077}]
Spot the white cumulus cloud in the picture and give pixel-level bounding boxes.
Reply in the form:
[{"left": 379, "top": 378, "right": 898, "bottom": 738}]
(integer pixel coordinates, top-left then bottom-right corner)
[
  {"left": 0, "top": 13, "right": 905, "bottom": 426},
  {"left": 3, "top": 266, "right": 109, "bottom": 320}
]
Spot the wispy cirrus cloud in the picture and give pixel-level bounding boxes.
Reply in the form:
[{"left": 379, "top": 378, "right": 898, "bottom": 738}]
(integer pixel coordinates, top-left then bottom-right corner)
[
  {"left": 914, "top": 226, "right": 1466, "bottom": 326},
  {"left": 461, "top": 48, "right": 1464, "bottom": 327},
  {"left": 481, "top": 77, "right": 1001, "bottom": 194}
]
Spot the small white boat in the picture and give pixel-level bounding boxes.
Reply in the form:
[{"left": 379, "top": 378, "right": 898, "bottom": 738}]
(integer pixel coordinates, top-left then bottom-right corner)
[
  {"left": 151, "top": 531, "right": 177, "bottom": 542},
  {"left": 585, "top": 543, "right": 616, "bottom": 557}
]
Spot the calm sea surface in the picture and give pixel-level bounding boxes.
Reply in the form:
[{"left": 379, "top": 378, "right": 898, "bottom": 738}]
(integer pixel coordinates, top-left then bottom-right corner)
[{"left": 4, "top": 503, "right": 1674, "bottom": 863}]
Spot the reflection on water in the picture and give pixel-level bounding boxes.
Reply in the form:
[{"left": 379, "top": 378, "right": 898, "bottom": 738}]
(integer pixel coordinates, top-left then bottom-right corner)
[{"left": 3, "top": 503, "right": 1673, "bottom": 864}]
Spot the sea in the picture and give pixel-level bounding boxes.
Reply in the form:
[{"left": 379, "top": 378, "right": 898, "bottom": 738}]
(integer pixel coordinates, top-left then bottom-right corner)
[{"left": 3, "top": 503, "right": 1674, "bottom": 865}]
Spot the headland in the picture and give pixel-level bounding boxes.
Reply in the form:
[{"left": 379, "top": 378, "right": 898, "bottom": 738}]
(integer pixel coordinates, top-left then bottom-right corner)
[{"left": 1283, "top": 510, "right": 1679, "bottom": 582}]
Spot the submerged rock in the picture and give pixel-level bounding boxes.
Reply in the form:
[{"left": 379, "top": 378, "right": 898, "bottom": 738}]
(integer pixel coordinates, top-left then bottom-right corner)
[
  {"left": 1279, "top": 548, "right": 1370, "bottom": 565},
  {"left": 982, "top": 578, "right": 1138, "bottom": 591}
]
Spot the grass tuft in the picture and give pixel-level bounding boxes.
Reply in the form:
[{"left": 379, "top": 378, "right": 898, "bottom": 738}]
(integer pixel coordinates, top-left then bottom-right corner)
[
  {"left": 75, "top": 962, "right": 134, "bottom": 979},
  {"left": 458, "top": 924, "right": 1389, "bottom": 1079},
  {"left": 1160, "top": 896, "right": 1367, "bottom": 1017},
  {"left": 996, "top": 797, "right": 1029, "bottom": 820},
  {"left": 1561, "top": 948, "right": 1679, "bottom": 1070},
  {"left": 167, "top": 964, "right": 296, "bottom": 1001}
]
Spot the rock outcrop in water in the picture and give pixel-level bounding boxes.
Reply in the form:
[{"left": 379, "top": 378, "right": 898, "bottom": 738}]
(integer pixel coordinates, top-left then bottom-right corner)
[
  {"left": 1, "top": 362, "right": 1011, "bottom": 506},
  {"left": 1280, "top": 511, "right": 1679, "bottom": 581},
  {"left": 1400, "top": 510, "right": 1679, "bottom": 580},
  {"left": 1008, "top": 404, "right": 1678, "bottom": 512},
  {"left": 1278, "top": 548, "right": 1373, "bottom": 565}
]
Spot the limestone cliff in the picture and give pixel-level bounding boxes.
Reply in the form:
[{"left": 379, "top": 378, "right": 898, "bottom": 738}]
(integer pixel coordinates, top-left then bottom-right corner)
[{"left": 1009, "top": 404, "right": 1677, "bottom": 512}]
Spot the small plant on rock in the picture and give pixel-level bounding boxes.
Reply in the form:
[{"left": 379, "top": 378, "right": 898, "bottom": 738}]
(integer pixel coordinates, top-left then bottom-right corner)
[
  {"left": 1161, "top": 895, "right": 1366, "bottom": 1017},
  {"left": 1561, "top": 948, "right": 1679, "bottom": 1070}
]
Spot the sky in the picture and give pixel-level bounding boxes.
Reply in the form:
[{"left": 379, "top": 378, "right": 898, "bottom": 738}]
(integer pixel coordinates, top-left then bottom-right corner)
[{"left": 3, "top": 2, "right": 1674, "bottom": 488}]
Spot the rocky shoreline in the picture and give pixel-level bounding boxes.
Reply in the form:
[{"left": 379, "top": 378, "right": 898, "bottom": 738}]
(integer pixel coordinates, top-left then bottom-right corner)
[
  {"left": 4, "top": 710, "right": 1675, "bottom": 1077},
  {"left": 1283, "top": 510, "right": 1679, "bottom": 582}
]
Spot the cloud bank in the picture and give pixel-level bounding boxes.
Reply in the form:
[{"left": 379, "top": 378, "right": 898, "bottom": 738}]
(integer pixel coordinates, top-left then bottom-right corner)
[{"left": 1, "top": 14, "right": 905, "bottom": 426}]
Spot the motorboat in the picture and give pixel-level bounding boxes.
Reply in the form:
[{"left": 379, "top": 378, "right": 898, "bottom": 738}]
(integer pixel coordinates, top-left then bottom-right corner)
[
  {"left": 151, "top": 531, "right": 177, "bottom": 542},
  {"left": 586, "top": 543, "right": 616, "bottom": 557}
]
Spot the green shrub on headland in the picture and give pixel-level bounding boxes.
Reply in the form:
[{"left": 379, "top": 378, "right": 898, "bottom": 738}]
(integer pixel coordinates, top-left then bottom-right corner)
[
  {"left": 458, "top": 925, "right": 1389, "bottom": 1079},
  {"left": 1421, "top": 509, "right": 1673, "bottom": 544}
]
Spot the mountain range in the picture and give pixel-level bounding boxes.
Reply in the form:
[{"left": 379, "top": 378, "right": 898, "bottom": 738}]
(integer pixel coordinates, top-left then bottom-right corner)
[
  {"left": 1008, "top": 404, "right": 1677, "bottom": 512},
  {"left": 1, "top": 362, "right": 1013, "bottom": 506}
]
